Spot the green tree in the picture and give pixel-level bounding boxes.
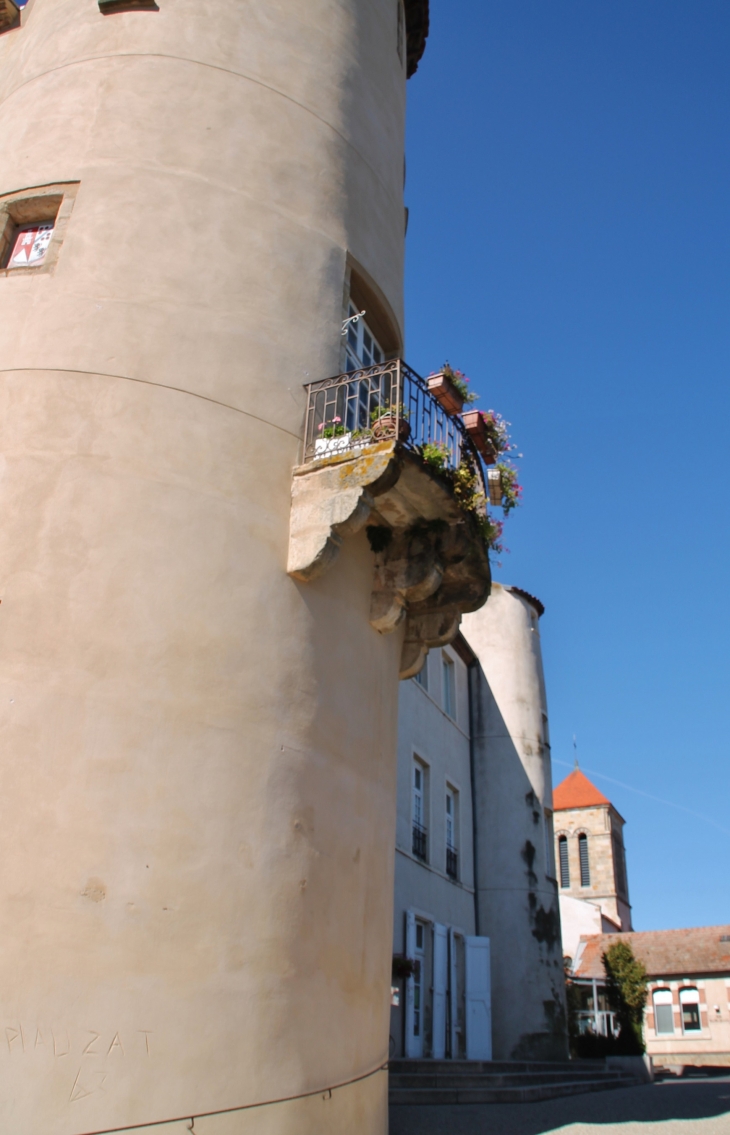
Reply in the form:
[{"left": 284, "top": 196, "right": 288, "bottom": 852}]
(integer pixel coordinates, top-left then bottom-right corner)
[{"left": 602, "top": 940, "right": 648, "bottom": 1054}]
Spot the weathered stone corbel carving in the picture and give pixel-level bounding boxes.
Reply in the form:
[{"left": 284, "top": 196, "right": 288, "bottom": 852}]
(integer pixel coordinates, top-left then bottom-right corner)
[
  {"left": 288, "top": 443, "right": 491, "bottom": 677},
  {"left": 287, "top": 442, "right": 401, "bottom": 581}
]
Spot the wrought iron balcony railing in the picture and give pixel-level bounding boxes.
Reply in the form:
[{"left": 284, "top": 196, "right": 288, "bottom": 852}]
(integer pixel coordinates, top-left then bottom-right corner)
[
  {"left": 302, "top": 358, "right": 487, "bottom": 495},
  {"left": 412, "top": 822, "right": 428, "bottom": 862},
  {"left": 446, "top": 845, "right": 458, "bottom": 880}
]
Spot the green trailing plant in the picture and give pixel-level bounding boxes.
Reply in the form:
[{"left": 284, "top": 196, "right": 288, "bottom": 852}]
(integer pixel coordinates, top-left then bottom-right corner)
[
  {"left": 602, "top": 941, "right": 648, "bottom": 1055},
  {"left": 420, "top": 441, "right": 450, "bottom": 471},
  {"left": 496, "top": 461, "right": 522, "bottom": 514}
]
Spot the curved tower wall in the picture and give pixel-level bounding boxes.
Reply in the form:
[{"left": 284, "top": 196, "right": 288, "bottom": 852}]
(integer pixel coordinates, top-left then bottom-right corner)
[
  {"left": 462, "top": 585, "right": 568, "bottom": 1061},
  {"left": 0, "top": 2, "right": 409, "bottom": 1131}
]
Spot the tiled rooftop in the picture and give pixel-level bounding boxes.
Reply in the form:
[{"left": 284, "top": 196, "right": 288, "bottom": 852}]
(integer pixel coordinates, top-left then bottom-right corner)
[
  {"left": 553, "top": 768, "right": 611, "bottom": 811},
  {"left": 573, "top": 925, "right": 730, "bottom": 979}
]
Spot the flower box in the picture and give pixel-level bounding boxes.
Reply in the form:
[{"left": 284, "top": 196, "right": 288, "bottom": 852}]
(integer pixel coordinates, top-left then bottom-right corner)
[
  {"left": 315, "top": 432, "right": 352, "bottom": 456},
  {"left": 487, "top": 469, "right": 502, "bottom": 507},
  {"left": 461, "top": 410, "right": 497, "bottom": 464},
  {"left": 427, "top": 372, "right": 465, "bottom": 415}
]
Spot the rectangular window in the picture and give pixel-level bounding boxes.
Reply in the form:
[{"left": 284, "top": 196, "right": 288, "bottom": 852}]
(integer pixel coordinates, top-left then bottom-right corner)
[
  {"left": 680, "top": 988, "right": 702, "bottom": 1033},
  {"left": 413, "top": 660, "right": 428, "bottom": 691},
  {"left": 446, "top": 788, "right": 458, "bottom": 879},
  {"left": 653, "top": 989, "right": 674, "bottom": 1035},
  {"left": 0, "top": 184, "right": 78, "bottom": 277},
  {"left": 442, "top": 653, "right": 456, "bottom": 720},
  {"left": 412, "top": 761, "right": 427, "bottom": 861}
]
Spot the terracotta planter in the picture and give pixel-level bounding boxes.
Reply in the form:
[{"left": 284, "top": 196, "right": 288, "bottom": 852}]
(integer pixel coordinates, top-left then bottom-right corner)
[
  {"left": 427, "top": 372, "right": 464, "bottom": 415},
  {"left": 372, "top": 414, "right": 411, "bottom": 443},
  {"left": 461, "top": 410, "right": 497, "bottom": 465}
]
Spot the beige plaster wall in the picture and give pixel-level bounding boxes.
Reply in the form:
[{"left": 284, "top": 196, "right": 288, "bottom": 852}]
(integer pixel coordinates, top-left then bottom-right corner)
[
  {"left": 0, "top": 1, "right": 408, "bottom": 1132},
  {"left": 463, "top": 585, "right": 568, "bottom": 1061}
]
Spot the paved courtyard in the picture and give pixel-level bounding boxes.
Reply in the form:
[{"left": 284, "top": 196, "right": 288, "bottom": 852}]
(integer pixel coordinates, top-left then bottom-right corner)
[{"left": 390, "top": 1075, "right": 730, "bottom": 1135}]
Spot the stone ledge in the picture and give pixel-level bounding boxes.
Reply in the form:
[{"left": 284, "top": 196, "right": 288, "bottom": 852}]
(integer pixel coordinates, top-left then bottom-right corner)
[{"left": 288, "top": 442, "right": 491, "bottom": 677}]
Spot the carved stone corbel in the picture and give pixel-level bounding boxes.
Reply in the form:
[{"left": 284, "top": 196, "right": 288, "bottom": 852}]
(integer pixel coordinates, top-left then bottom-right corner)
[
  {"left": 287, "top": 442, "right": 491, "bottom": 676},
  {"left": 287, "top": 443, "right": 401, "bottom": 581}
]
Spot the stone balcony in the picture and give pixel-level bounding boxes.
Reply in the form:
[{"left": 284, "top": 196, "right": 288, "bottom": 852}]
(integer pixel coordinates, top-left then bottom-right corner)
[{"left": 287, "top": 360, "right": 492, "bottom": 678}]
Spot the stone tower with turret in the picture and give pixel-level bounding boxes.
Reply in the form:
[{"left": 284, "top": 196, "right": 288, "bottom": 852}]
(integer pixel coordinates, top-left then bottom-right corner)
[
  {"left": 0, "top": 2, "right": 492, "bottom": 1133},
  {"left": 553, "top": 768, "right": 632, "bottom": 961}
]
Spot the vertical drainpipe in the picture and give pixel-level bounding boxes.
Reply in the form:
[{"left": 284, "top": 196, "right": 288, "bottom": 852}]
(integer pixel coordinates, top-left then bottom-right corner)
[{"left": 468, "top": 660, "right": 481, "bottom": 937}]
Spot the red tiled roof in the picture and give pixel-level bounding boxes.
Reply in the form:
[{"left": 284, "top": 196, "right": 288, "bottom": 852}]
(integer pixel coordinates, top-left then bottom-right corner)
[
  {"left": 573, "top": 926, "right": 730, "bottom": 979},
  {"left": 553, "top": 768, "right": 610, "bottom": 811}
]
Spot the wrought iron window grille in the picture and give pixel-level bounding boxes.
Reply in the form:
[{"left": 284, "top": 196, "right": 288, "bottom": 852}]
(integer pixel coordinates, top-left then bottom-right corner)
[
  {"left": 446, "top": 845, "right": 458, "bottom": 880},
  {"left": 412, "top": 822, "right": 427, "bottom": 861},
  {"left": 302, "top": 358, "right": 487, "bottom": 495}
]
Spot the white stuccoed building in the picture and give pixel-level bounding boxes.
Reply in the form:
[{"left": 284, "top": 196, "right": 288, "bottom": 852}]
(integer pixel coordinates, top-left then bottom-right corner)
[{"left": 391, "top": 583, "right": 569, "bottom": 1063}]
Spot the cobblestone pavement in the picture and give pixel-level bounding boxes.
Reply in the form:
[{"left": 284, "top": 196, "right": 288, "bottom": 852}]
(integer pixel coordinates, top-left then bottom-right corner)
[{"left": 389, "top": 1075, "right": 730, "bottom": 1135}]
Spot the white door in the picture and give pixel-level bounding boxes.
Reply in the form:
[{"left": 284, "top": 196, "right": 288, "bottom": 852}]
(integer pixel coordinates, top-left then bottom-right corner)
[
  {"left": 465, "top": 935, "right": 492, "bottom": 1060},
  {"left": 432, "top": 923, "right": 448, "bottom": 1058}
]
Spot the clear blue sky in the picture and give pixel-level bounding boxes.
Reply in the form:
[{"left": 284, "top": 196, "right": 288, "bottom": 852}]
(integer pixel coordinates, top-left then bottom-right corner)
[{"left": 404, "top": 0, "right": 730, "bottom": 932}]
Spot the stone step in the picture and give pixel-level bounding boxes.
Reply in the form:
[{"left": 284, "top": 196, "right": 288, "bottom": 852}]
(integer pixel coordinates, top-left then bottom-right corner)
[
  {"left": 390, "top": 1070, "right": 630, "bottom": 1090},
  {"left": 389, "top": 1076, "right": 639, "bottom": 1106},
  {"left": 390, "top": 1059, "right": 612, "bottom": 1075}
]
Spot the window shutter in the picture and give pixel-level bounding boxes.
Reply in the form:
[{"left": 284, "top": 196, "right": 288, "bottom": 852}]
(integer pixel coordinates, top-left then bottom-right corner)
[
  {"left": 558, "top": 836, "right": 570, "bottom": 888},
  {"left": 578, "top": 833, "right": 590, "bottom": 887}
]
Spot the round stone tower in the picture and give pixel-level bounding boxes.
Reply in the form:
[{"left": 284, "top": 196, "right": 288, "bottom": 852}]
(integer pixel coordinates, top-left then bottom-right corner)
[
  {"left": 462, "top": 584, "right": 568, "bottom": 1061},
  {"left": 0, "top": 2, "right": 453, "bottom": 1133}
]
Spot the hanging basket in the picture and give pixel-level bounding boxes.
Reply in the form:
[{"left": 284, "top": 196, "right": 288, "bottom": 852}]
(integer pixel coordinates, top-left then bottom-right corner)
[
  {"left": 427, "top": 372, "right": 465, "bottom": 415},
  {"left": 461, "top": 410, "right": 497, "bottom": 464},
  {"left": 487, "top": 468, "right": 503, "bottom": 507}
]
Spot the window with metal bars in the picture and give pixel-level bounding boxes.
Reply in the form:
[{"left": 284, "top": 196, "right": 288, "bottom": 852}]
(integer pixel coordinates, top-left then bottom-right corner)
[
  {"left": 578, "top": 833, "right": 590, "bottom": 887},
  {"left": 558, "top": 835, "right": 570, "bottom": 888}
]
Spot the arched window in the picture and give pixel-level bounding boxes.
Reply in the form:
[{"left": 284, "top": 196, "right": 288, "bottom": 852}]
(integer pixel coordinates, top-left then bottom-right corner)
[
  {"left": 653, "top": 989, "right": 674, "bottom": 1035},
  {"left": 679, "top": 988, "right": 702, "bottom": 1033},
  {"left": 578, "top": 833, "right": 590, "bottom": 887},
  {"left": 558, "top": 835, "right": 570, "bottom": 888}
]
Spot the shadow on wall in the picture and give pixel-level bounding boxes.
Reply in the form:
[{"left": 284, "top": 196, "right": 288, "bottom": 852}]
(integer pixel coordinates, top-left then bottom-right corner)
[
  {"left": 390, "top": 1077, "right": 730, "bottom": 1135},
  {"left": 470, "top": 668, "right": 567, "bottom": 1062}
]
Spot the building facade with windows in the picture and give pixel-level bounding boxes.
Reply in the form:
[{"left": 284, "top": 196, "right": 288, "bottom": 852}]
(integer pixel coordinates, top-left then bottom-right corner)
[
  {"left": 572, "top": 927, "right": 730, "bottom": 1069},
  {"left": 553, "top": 768, "right": 632, "bottom": 961},
  {"left": 392, "top": 584, "right": 569, "bottom": 1063}
]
